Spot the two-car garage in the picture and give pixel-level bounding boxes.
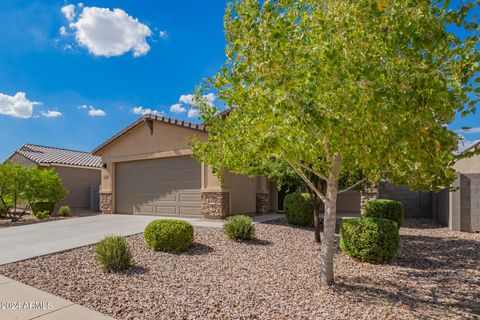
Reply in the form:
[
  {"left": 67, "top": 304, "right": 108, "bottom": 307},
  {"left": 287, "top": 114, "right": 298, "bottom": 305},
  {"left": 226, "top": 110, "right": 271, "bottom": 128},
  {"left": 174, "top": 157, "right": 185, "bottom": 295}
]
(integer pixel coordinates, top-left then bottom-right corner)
[{"left": 115, "top": 156, "right": 202, "bottom": 216}]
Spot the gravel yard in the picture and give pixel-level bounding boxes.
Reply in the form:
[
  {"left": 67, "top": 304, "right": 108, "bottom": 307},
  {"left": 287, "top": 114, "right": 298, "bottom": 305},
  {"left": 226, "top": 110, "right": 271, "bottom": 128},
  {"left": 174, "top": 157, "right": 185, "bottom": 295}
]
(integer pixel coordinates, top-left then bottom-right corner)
[
  {"left": 0, "top": 210, "right": 99, "bottom": 228},
  {"left": 0, "top": 218, "right": 478, "bottom": 319}
]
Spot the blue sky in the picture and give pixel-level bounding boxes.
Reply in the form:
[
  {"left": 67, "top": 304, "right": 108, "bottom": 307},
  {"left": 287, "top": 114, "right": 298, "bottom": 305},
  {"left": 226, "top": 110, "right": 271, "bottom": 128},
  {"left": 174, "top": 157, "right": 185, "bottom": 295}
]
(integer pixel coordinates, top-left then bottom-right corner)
[{"left": 0, "top": 0, "right": 478, "bottom": 161}]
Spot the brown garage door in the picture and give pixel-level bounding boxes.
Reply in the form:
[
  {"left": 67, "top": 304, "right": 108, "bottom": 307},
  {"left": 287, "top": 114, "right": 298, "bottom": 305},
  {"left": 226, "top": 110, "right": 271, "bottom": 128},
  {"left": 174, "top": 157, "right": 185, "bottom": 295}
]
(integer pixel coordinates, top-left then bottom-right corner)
[{"left": 115, "top": 157, "right": 201, "bottom": 216}]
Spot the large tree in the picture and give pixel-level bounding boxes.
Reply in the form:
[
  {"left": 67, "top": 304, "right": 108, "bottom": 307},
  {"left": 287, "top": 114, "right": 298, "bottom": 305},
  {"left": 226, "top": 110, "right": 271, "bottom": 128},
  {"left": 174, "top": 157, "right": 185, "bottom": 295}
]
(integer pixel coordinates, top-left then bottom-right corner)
[{"left": 191, "top": 0, "right": 479, "bottom": 285}]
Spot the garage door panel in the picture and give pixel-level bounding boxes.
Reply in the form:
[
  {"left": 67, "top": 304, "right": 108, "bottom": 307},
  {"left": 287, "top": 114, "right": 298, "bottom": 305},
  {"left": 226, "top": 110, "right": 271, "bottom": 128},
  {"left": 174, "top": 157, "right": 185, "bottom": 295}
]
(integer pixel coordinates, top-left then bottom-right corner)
[{"left": 115, "top": 157, "right": 201, "bottom": 216}]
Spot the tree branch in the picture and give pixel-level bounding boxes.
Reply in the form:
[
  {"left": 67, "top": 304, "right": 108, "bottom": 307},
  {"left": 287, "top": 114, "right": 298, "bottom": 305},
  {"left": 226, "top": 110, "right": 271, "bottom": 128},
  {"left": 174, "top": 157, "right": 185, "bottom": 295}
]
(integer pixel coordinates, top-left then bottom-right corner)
[
  {"left": 298, "top": 163, "right": 328, "bottom": 181},
  {"left": 338, "top": 178, "right": 367, "bottom": 194},
  {"left": 285, "top": 159, "right": 329, "bottom": 204}
]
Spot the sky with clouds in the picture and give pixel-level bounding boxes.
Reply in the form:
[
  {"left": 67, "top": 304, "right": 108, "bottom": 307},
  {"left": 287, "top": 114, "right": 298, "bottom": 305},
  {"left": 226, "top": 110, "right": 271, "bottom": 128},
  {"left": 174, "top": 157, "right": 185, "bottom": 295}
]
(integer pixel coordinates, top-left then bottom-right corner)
[{"left": 0, "top": 0, "right": 478, "bottom": 160}]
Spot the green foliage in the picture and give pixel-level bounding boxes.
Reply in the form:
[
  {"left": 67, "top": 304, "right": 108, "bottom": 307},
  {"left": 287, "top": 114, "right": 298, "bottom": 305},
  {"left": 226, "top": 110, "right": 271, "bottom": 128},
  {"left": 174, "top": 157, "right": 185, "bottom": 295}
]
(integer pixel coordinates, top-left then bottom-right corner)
[
  {"left": 364, "top": 199, "right": 404, "bottom": 227},
  {"left": 95, "top": 235, "right": 132, "bottom": 271},
  {"left": 144, "top": 220, "right": 194, "bottom": 253},
  {"left": 223, "top": 215, "right": 255, "bottom": 240},
  {"left": 31, "top": 202, "right": 55, "bottom": 216},
  {"left": 340, "top": 218, "right": 399, "bottom": 263},
  {"left": 191, "top": 0, "right": 479, "bottom": 194},
  {"left": 0, "top": 162, "right": 67, "bottom": 222},
  {"left": 33, "top": 210, "right": 51, "bottom": 220},
  {"left": 58, "top": 206, "right": 71, "bottom": 217},
  {"left": 284, "top": 193, "right": 313, "bottom": 226}
]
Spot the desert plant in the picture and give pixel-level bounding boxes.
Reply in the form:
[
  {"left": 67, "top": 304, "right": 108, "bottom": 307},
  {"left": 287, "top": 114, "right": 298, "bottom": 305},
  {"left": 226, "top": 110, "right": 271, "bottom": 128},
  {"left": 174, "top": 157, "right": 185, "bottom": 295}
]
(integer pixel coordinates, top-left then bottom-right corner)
[
  {"left": 340, "top": 218, "right": 399, "bottom": 263},
  {"left": 58, "top": 206, "right": 71, "bottom": 217},
  {"left": 224, "top": 215, "right": 255, "bottom": 240},
  {"left": 364, "top": 199, "right": 404, "bottom": 228},
  {"left": 34, "top": 210, "right": 51, "bottom": 220},
  {"left": 144, "top": 220, "right": 194, "bottom": 253},
  {"left": 95, "top": 235, "right": 132, "bottom": 271},
  {"left": 284, "top": 193, "right": 313, "bottom": 226}
]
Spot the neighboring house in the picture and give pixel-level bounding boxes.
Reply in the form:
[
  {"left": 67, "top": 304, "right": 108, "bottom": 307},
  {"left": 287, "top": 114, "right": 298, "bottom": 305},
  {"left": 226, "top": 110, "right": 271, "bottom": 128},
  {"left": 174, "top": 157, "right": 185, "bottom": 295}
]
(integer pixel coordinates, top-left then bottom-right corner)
[{"left": 8, "top": 144, "right": 102, "bottom": 211}]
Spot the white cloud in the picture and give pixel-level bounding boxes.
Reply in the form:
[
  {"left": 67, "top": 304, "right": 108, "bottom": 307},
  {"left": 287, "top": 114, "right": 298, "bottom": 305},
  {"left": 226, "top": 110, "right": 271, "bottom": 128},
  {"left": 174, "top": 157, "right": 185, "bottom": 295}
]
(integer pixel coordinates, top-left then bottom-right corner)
[
  {"left": 41, "top": 110, "right": 62, "bottom": 118},
  {"left": 159, "top": 30, "right": 168, "bottom": 39},
  {"left": 61, "top": 4, "right": 76, "bottom": 22},
  {"left": 170, "top": 103, "right": 186, "bottom": 114},
  {"left": 179, "top": 93, "right": 216, "bottom": 107},
  {"left": 179, "top": 94, "right": 194, "bottom": 105},
  {"left": 67, "top": 6, "right": 152, "bottom": 57},
  {"left": 78, "top": 105, "right": 106, "bottom": 116},
  {"left": 187, "top": 109, "right": 199, "bottom": 118},
  {"left": 0, "top": 92, "right": 41, "bottom": 119},
  {"left": 456, "top": 127, "right": 480, "bottom": 134},
  {"left": 59, "top": 26, "right": 68, "bottom": 36},
  {"left": 88, "top": 108, "right": 106, "bottom": 116},
  {"left": 131, "top": 106, "right": 165, "bottom": 116}
]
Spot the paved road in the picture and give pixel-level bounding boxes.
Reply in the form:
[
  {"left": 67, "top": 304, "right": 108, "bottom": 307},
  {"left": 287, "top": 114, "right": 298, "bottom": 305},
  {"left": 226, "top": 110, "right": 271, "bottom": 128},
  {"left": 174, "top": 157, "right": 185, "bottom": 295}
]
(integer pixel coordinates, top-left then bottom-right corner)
[{"left": 0, "top": 213, "right": 282, "bottom": 265}]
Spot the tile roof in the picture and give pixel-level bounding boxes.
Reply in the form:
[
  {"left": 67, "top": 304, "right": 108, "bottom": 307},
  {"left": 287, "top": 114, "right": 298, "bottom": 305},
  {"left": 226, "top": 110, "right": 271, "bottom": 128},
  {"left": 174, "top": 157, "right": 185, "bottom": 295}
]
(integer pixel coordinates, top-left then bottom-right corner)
[
  {"left": 14, "top": 144, "right": 102, "bottom": 168},
  {"left": 92, "top": 114, "right": 207, "bottom": 154}
]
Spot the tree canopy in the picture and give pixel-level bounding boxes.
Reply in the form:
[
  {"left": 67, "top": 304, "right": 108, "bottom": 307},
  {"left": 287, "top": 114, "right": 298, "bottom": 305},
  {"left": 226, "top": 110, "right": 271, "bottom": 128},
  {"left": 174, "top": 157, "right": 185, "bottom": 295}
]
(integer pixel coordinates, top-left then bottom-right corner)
[{"left": 191, "top": 0, "right": 479, "bottom": 285}]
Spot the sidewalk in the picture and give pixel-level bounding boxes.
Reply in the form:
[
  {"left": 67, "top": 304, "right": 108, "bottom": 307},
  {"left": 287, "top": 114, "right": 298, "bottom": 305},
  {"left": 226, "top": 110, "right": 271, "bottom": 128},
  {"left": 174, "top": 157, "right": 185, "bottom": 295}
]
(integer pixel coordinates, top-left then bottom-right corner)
[{"left": 0, "top": 275, "right": 112, "bottom": 320}]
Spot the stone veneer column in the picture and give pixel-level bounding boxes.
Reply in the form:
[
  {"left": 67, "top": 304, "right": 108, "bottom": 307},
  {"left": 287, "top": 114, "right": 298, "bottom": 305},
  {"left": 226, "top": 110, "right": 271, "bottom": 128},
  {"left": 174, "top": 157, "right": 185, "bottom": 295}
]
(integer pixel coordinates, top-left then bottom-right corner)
[
  {"left": 99, "top": 192, "right": 113, "bottom": 214},
  {"left": 201, "top": 192, "right": 230, "bottom": 219},
  {"left": 256, "top": 193, "right": 269, "bottom": 214},
  {"left": 360, "top": 184, "right": 379, "bottom": 214}
]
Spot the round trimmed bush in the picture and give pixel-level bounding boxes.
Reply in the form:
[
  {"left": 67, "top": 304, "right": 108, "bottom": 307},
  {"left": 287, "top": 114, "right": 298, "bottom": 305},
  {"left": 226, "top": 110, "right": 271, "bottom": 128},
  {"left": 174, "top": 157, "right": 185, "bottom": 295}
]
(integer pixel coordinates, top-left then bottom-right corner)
[
  {"left": 340, "top": 218, "right": 399, "bottom": 263},
  {"left": 224, "top": 215, "right": 255, "bottom": 240},
  {"left": 284, "top": 193, "right": 313, "bottom": 226},
  {"left": 95, "top": 235, "right": 132, "bottom": 271},
  {"left": 364, "top": 199, "right": 404, "bottom": 227},
  {"left": 144, "top": 219, "right": 194, "bottom": 253}
]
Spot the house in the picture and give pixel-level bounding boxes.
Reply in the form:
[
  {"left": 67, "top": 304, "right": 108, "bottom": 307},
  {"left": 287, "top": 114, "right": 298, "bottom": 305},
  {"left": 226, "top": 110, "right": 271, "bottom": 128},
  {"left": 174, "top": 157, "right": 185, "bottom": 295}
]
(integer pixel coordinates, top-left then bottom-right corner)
[
  {"left": 8, "top": 144, "right": 102, "bottom": 211},
  {"left": 92, "top": 114, "right": 363, "bottom": 219}
]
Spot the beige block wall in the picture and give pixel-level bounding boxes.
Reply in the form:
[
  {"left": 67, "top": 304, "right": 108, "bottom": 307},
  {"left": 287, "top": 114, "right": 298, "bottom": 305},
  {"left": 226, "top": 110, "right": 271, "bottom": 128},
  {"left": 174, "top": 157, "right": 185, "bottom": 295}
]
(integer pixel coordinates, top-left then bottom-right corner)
[
  {"left": 8, "top": 153, "right": 37, "bottom": 167},
  {"left": 454, "top": 154, "right": 480, "bottom": 174},
  {"left": 51, "top": 165, "right": 101, "bottom": 209}
]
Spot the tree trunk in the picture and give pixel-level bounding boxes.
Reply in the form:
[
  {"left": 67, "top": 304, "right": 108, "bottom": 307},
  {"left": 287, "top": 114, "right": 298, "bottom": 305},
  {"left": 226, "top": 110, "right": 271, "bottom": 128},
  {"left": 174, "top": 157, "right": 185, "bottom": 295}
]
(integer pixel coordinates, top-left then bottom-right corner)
[{"left": 319, "top": 153, "right": 342, "bottom": 286}]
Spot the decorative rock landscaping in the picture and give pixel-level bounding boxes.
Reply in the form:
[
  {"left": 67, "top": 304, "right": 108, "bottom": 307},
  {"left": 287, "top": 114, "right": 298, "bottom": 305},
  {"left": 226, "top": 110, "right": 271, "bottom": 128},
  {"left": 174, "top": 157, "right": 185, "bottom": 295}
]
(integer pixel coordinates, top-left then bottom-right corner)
[{"left": 0, "top": 218, "right": 478, "bottom": 319}]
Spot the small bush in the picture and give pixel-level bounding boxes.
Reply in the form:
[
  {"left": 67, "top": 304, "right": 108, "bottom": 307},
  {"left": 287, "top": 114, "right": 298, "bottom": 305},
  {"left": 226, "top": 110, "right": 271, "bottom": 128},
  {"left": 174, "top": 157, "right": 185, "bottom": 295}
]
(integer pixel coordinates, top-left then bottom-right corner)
[
  {"left": 144, "top": 220, "right": 194, "bottom": 253},
  {"left": 31, "top": 201, "right": 55, "bottom": 216},
  {"left": 58, "top": 206, "right": 71, "bottom": 217},
  {"left": 284, "top": 193, "right": 313, "bottom": 226},
  {"left": 340, "top": 218, "right": 399, "bottom": 263},
  {"left": 34, "top": 210, "right": 51, "bottom": 220},
  {"left": 224, "top": 215, "right": 255, "bottom": 240},
  {"left": 364, "top": 199, "right": 404, "bottom": 227},
  {"left": 95, "top": 235, "right": 132, "bottom": 271}
]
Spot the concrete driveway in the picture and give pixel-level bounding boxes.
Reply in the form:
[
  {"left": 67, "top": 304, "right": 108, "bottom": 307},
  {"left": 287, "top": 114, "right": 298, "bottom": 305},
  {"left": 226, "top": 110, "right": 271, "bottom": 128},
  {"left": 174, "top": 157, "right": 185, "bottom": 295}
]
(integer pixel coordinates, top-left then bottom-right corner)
[
  {"left": 0, "top": 213, "right": 282, "bottom": 265},
  {"left": 0, "top": 214, "right": 224, "bottom": 265}
]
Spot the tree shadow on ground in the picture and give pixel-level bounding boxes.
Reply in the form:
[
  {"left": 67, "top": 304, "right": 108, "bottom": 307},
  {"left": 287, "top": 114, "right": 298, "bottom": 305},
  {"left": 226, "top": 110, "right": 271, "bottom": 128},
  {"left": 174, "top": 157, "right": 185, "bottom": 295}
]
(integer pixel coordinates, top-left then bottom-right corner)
[
  {"left": 393, "top": 234, "right": 480, "bottom": 271},
  {"left": 402, "top": 218, "right": 445, "bottom": 229},
  {"left": 113, "top": 265, "right": 149, "bottom": 276},
  {"left": 334, "top": 275, "right": 480, "bottom": 318},
  {"left": 185, "top": 243, "right": 215, "bottom": 256}
]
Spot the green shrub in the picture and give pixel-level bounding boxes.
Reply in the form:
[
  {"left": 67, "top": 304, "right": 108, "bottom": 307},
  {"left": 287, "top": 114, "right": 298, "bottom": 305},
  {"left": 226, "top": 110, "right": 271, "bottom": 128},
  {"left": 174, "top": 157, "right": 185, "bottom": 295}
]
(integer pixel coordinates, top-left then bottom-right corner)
[
  {"left": 95, "top": 235, "right": 132, "bottom": 271},
  {"left": 31, "top": 201, "right": 55, "bottom": 216},
  {"left": 34, "top": 210, "right": 51, "bottom": 220},
  {"left": 364, "top": 199, "right": 404, "bottom": 227},
  {"left": 58, "top": 206, "right": 71, "bottom": 217},
  {"left": 144, "top": 220, "right": 194, "bottom": 253},
  {"left": 224, "top": 215, "right": 255, "bottom": 240},
  {"left": 340, "top": 218, "right": 399, "bottom": 263},
  {"left": 284, "top": 193, "right": 313, "bottom": 226}
]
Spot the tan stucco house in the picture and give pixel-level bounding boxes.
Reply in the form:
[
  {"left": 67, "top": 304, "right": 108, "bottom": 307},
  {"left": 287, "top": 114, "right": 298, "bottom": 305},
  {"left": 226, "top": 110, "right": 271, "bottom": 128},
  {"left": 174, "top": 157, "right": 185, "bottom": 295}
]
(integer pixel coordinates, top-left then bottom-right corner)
[
  {"left": 92, "top": 114, "right": 281, "bottom": 219},
  {"left": 8, "top": 144, "right": 102, "bottom": 210}
]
